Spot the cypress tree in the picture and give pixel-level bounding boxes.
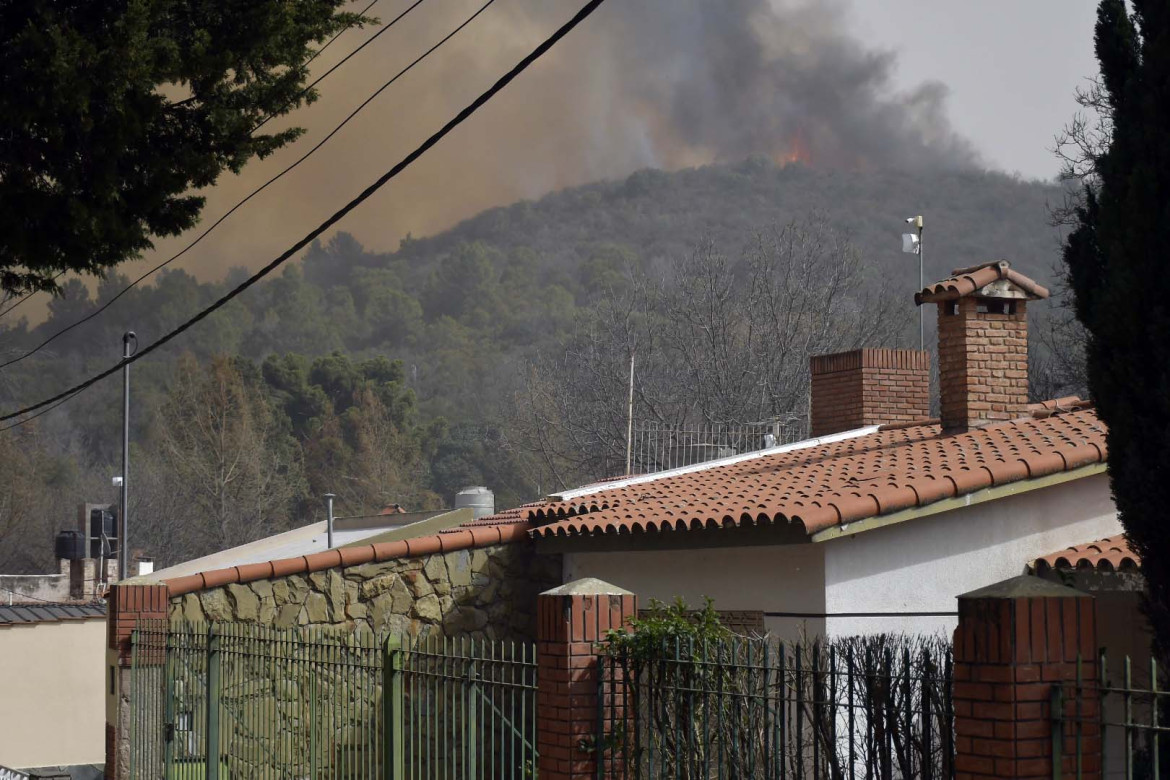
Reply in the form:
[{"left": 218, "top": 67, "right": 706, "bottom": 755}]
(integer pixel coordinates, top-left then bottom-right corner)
[{"left": 1064, "top": 0, "right": 1170, "bottom": 649}]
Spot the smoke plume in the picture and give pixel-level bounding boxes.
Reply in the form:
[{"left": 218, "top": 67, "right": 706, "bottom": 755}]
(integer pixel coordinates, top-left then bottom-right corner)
[{"left": 133, "top": 0, "right": 980, "bottom": 281}]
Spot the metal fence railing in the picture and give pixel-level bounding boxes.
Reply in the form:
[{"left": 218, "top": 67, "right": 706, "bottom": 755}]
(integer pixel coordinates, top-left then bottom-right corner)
[
  {"left": 127, "top": 622, "right": 537, "bottom": 780},
  {"left": 630, "top": 419, "right": 806, "bottom": 475},
  {"left": 597, "top": 636, "right": 954, "bottom": 780},
  {"left": 400, "top": 637, "right": 538, "bottom": 780},
  {"left": 1056, "top": 652, "right": 1168, "bottom": 779}
]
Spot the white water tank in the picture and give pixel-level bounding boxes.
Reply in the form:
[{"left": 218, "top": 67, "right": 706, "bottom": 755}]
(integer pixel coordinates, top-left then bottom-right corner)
[{"left": 455, "top": 486, "right": 495, "bottom": 519}]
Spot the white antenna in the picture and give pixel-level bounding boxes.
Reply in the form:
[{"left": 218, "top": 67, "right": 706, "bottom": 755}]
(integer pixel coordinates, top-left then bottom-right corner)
[{"left": 902, "top": 216, "right": 924, "bottom": 350}]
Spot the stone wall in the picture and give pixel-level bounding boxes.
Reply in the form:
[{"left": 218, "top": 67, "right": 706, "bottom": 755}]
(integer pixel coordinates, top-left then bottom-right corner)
[{"left": 168, "top": 542, "right": 561, "bottom": 641}]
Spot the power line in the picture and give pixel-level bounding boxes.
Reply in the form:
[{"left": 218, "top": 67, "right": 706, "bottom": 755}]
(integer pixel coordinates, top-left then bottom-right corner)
[
  {"left": 303, "top": 0, "right": 385, "bottom": 68},
  {"left": 0, "top": 0, "right": 400, "bottom": 323},
  {"left": 252, "top": 0, "right": 427, "bottom": 134},
  {"left": 0, "top": 0, "right": 609, "bottom": 430},
  {"left": 0, "top": 391, "right": 80, "bottom": 433},
  {"left": 0, "top": 0, "right": 485, "bottom": 372},
  {"left": 0, "top": 271, "right": 66, "bottom": 320}
]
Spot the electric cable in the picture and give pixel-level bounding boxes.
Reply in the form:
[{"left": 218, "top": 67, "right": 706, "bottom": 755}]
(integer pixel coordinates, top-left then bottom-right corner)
[
  {"left": 0, "top": 0, "right": 492, "bottom": 372},
  {"left": 0, "top": 390, "right": 82, "bottom": 433},
  {"left": 0, "top": 0, "right": 401, "bottom": 323},
  {"left": 303, "top": 0, "right": 385, "bottom": 69},
  {"left": 252, "top": 0, "right": 426, "bottom": 134},
  {"left": 0, "top": 0, "right": 609, "bottom": 430},
  {"left": 0, "top": 271, "right": 66, "bottom": 320}
]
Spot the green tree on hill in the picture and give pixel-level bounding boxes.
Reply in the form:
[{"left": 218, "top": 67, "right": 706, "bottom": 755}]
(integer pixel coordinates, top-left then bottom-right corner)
[{"left": 1062, "top": 1, "right": 1170, "bottom": 648}]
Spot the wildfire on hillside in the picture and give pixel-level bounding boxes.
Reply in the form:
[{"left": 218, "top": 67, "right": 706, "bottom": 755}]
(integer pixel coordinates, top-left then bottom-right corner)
[{"left": 777, "top": 130, "right": 812, "bottom": 166}]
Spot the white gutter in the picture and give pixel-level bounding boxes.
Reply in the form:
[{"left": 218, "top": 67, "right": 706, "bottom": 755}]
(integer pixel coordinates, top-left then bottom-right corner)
[{"left": 551, "top": 425, "right": 883, "bottom": 502}]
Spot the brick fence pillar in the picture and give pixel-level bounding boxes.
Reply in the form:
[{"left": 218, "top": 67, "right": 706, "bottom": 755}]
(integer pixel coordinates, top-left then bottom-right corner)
[
  {"left": 105, "top": 582, "right": 169, "bottom": 780},
  {"left": 954, "top": 575, "right": 1100, "bottom": 780},
  {"left": 537, "top": 578, "right": 636, "bottom": 780}
]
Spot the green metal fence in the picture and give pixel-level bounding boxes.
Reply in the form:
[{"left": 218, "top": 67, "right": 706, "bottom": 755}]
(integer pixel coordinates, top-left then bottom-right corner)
[
  {"left": 1055, "top": 652, "right": 1168, "bottom": 780},
  {"left": 597, "top": 635, "right": 954, "bottom": 780},
  {"left": 128, "top": 621, "right": 537, "bottom": 780},
  {"left": 401, "top": 637, "right": 539, "bottom": 780}
]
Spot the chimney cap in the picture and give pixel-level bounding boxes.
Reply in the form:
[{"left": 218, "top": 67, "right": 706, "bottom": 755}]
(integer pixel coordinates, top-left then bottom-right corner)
[{"left": 915, "top": 260, "right": 1049, "bottom": 305}]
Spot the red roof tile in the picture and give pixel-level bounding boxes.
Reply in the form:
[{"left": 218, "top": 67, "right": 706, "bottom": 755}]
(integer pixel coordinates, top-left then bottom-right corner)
[
  {"left": 915, "top": 261, "right": 1050, "bottom": 304},
  {"left": 528, "top": 407, "right": 1106, "bottom": 540},
  {"left": 1032, "top": 536, "right": 1139, "bottom": 573},
  {"left": 164, "top": 521, "right": 532, "bottom": 596}
]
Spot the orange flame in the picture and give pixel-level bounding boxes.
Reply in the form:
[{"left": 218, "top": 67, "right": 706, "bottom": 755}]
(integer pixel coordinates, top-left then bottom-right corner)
[{"left": 777, "top": 129, "right": 811, "bottom": 166}]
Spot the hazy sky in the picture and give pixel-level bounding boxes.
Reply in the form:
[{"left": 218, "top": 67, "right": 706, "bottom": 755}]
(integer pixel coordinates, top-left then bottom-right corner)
[
  {"left": 847, "top": 0, "right": 1099, "bottom": 179},
  {"left": 13, "top": 0, "right": 1106, "bottom": 321}
]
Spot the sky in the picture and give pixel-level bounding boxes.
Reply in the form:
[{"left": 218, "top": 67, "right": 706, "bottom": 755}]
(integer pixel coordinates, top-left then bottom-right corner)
[
  {"left": 846, "top": 1, "right": 1099, "bottom": 178},
  {"left": 10, "top": 0, "right": 1106, "bottom": 319}
]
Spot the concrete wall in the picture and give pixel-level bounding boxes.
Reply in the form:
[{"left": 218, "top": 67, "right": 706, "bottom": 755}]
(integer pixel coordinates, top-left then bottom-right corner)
[
  {"left": 564, "top": 544, "right": 827, "bottom": 639},
  {"left": 170, "top": 543, "right": 561, "bottom": 642},
  {"left": 823, "top": 472, "right": 1121, "bottom": 636},
  {"left": 564, "top": 473, "right": 1120, "bottom": 641},
  {"left": 0, "top": 619, "right": 106, "bottom": 770}
]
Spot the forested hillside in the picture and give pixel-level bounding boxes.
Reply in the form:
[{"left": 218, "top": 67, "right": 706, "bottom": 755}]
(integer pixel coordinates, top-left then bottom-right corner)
[{"left": 0, "top": 159, "right": 1074, "bottom": 571}]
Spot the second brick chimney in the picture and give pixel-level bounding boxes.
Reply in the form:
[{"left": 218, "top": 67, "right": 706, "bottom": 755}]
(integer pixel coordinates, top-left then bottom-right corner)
[
  {"left": 809, "top": 348, "right": 931, "bottom": 436},
  {"left": 916, "top": 261, "right": 1049, "bottom": 433}
]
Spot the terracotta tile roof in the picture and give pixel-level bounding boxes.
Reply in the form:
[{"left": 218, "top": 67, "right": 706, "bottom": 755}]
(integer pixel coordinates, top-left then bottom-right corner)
[
  {"left": 915, "top": 261, "right": 1050, "bottom": 304},
  {"left": 529, "top": 407, "right": 1106, "bottom": 540},
  {"left": 458, "top": 503, "right": 544, "bottom": 528},
  {"left": 164, "top": 521, "right": 531, "bottom": 597},
  {"left": 1032, "top": 536, "right": 1140, "bottom": 573}
]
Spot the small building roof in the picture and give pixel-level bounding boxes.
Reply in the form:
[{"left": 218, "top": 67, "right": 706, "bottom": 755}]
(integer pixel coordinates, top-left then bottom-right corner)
[
  {"left": 0, "top": 602, "right": 106, "bottom": 628},
  {"left": 144, "top": 509, "right": 461, "bottom": 584},
  {"left": 1032, "top": 535, "right": 1139, "bottom": 573},
  {"left": 915, "top": 260, "right": 1050, "bottom": 304}
]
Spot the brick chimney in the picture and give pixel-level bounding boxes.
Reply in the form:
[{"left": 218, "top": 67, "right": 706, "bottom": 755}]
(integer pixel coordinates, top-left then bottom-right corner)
[
  {"left": 809, "top": 348, "right": 931, "bottom": 436},
  {"left": 915, "top": 261, "right": 1049, "bottom": 433}
]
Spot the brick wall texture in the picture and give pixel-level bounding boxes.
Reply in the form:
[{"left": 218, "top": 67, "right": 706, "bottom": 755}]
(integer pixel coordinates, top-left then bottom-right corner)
[
  {"left": 537, "top": 590, "right": 636, "bottom": 780},
  {"left": 953, "top": 592, "right": 1099, "bottom": 780},
  {"left": 938, "top": 298, "right": 1030, "bottom": 432},
  {"left": 106, "top": 583, "right": 168, "bottom": 780},
  {"left": 809, "top": 348, "right": 930, "bottom": 436}
]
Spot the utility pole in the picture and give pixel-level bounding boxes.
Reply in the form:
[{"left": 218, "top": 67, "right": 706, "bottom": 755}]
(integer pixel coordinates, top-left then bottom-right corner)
[
  {"left": 119, "top": 332, "right": 137, "bottom": 581},
  {"left": 917, "top": 218, "right": 925, "bottom": 351},
  {"left": 624, "top": 352, "right": 635, "bottom": 476},
  {"left": 324, "top": 493, "right": 336, "bottom": 549}
]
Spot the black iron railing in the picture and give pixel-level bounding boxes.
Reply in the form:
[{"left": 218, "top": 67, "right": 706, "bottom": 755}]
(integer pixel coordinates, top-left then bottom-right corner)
[{"left": 597, "top": 636, "right": 954, "bottom": 780}]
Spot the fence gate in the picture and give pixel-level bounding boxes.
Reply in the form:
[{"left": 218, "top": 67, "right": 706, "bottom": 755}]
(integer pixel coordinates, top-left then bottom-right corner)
[
  {"left": 395, "top": 636, "right": 539, "bottom": 780},
  {"left": 127, "top": 622, "right": 537, "bottom": 780}
]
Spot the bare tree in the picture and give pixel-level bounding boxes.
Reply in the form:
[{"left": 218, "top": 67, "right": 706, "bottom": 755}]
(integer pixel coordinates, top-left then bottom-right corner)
[
  {"left": 1033, "top": 77, "right": 1111, "bottom": 399},
  {"left": 512, "top": 217, "right": 909, "bottom": 489},
  {"left": 143, "top": 354, "right": 305, "bottom": 561}
]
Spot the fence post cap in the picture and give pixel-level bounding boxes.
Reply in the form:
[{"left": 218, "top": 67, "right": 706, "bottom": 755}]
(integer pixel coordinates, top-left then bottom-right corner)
[
  {"left": 958, "top": 574, "right": 1090, "bottom": 600},
  {"left": 541, "top": 577, "right": 632, "bottom": 596}
]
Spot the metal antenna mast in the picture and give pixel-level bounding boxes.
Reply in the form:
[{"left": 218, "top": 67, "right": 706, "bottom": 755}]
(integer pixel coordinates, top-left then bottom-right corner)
[{"left": 119, "top": 332, "right": 137, "bottom": 580}]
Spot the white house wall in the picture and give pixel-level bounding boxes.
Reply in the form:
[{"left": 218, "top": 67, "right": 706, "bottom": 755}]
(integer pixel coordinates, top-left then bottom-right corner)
[
  {"left": 0, "top": 618, "right": 106, "bottom": 770},
  {"left": 564, "top": 544, "right": 827, "bottom": 639},
  {"left": 822, "top": 472, "right": 1121, "bottom": 637}
]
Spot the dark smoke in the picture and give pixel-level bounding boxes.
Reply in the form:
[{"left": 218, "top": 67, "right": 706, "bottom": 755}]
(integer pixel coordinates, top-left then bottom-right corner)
[
  {"left": 603, "top": 0, "right": 981, "bottom": 170},
  {"left": 121, "top": 0, "right": 980, "bottom": 285}
]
